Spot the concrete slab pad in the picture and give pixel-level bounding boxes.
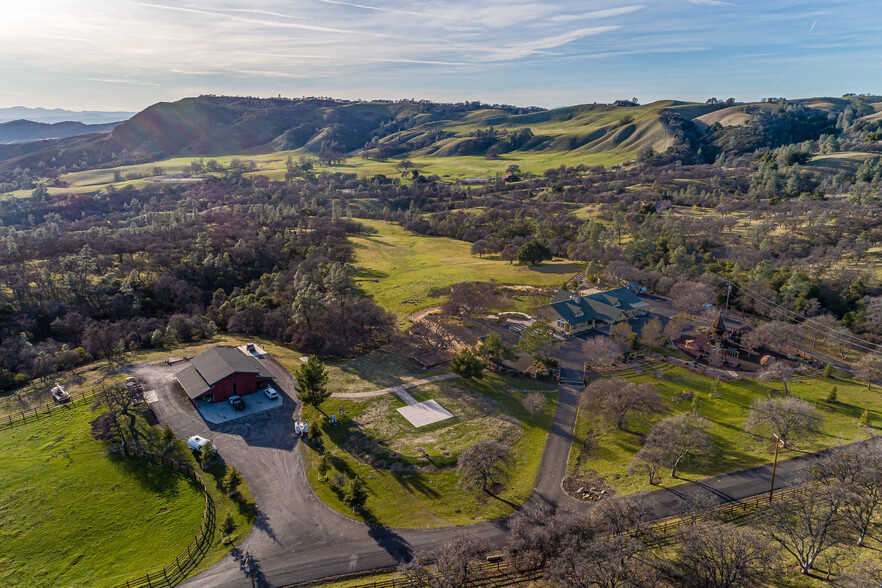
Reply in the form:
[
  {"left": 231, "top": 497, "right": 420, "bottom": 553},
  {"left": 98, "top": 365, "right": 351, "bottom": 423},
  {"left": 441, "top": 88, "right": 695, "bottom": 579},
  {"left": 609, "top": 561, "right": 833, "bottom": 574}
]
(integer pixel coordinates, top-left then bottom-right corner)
[
  {"left": 397, "top": 400, "right": 454, "bottom": 427},
  {"left": 197, "top": 393, "right": 282, "bottom": 424},
  {"left": 236, "top": 343, "right": 267, "bottom": 358},
  {"left": 143, "top": 390, "right": 159, "bottom": 404}
]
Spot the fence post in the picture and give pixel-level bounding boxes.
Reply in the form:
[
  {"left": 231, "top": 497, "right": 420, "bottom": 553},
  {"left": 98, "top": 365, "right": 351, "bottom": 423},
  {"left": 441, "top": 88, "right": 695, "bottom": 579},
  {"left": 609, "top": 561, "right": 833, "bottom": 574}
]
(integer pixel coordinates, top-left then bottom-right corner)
[{"left": 34, "top": 407, "right": 38, "bottom": 419}]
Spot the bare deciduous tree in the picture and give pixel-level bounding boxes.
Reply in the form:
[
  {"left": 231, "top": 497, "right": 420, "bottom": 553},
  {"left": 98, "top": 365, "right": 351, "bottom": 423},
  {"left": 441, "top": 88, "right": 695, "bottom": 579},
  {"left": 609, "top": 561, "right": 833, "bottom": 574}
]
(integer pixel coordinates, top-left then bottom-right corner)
[
  {"left": 544, "top": 534, "right": 651, "bottom": 588},
  {"left": 835, "top": 557, "right": 882, "bottom": 588},
  {"left": 506, "top": 503, "right": 592, "bottom": 572},
  {"left": 639, "top": 316, "right": 664, "bottom": 349},
  {"left": 456, "top": 439, "right": 513, "bottom": 493},
  {"left": 584, "top": 377, "right": 665, "bottom": 430},
  {"left": 668, "top": 521, "right": 775, "bottom": 588},
  {"left": 610, "top": 321, "right": 635, "bottom": 350},
  {"left": 810, "top": 441, "right": 882, "bottom": 546},
  {"left": 635, "top": 412, "right": 712, "bottom": 478},
  {"left": 582, "top": 336, "right": 623, "bottom": 366},
  {"left": 441, "top": 281, "right": 500, "bottom": 318},
  {"left": 745, "top": 397, "right": 821, "bottom": 448},
  {"left": 669, "top": 281, "right": 715, "bottom": 316},
  {"left": 522, "top": 392, "right": 546, "bottom": 423},
  {"left": 591, "top": 492, "right": 657, "bottom": 542},
  {"left": 854, "top": 354, "right": 882, "bottom": 389},
  {"left": 759, "top": 483, "right": 848, "bottom": 575},
  {"left": 663, "top": 314, "right": 688, "bottom": 344},
  {"left": 409, "top": 320, "right": 457, "bottom": 354},
  {"left": 628, "top": 444, "right": 666, "bottom": 485},
  {"left": 400, "top": 535, "right": 487, "bottom": 588},
  {"left": 758, "top": 361, "right": 795, "bottom": 395}
]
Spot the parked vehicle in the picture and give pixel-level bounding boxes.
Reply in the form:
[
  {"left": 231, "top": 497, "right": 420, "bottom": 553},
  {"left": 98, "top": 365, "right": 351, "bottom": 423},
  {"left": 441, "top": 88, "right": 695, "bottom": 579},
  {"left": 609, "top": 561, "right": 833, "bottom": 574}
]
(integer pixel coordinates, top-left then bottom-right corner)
[
  {"left": 263, "top": 385, "right": 279, "bottom": 399},
  {"left": 246, "top": 343, "right": 257, "bottom": 354},
  {"left": 50, "top": 383, "right": 71, "bottom": 403},
  {"left": 187, "top": 435, "right": 217, "bottom": 454},
  {"left": 229, "top": 395, "right": 246, "bottom": 410}
]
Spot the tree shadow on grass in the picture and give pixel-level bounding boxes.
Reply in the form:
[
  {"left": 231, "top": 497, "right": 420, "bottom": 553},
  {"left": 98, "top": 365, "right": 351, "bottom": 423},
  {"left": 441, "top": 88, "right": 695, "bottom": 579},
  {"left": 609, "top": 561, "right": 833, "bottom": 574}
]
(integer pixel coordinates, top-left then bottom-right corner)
[
  {"left": 106, "top": 449, "right": 189, "bottom": 497},
  {"left": 484, "top": 487, "right": 518, "bottom": 509},
  {"left": 391, "top": 470, "right": 440, "bottom": 498}
]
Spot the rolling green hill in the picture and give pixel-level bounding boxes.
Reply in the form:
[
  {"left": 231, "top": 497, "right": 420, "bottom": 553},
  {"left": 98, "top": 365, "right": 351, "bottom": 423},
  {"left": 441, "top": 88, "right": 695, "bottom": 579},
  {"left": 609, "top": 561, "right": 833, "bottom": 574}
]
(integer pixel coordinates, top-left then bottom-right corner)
[{"left": 3, "top": 94, "right": 881, "bottom": 181}]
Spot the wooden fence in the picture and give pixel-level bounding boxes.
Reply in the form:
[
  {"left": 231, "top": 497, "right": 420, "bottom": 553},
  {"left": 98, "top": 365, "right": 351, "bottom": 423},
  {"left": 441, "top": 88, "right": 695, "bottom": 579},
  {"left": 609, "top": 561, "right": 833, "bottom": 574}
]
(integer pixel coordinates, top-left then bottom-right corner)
[
  {"left": 283, "top": 484, "right": 810, "bottom": 588},
  {"left": 1, "top": 387, "right": 214, "bottom": 587},
  {"left": 111, "top": 446, "right": 215, "bottom": 588},
  {"left": 284, "top": 559, "right": 542, "bottom": 588},
  {"left": 0, "top": 390, "right": 102, "bottom": 431}
]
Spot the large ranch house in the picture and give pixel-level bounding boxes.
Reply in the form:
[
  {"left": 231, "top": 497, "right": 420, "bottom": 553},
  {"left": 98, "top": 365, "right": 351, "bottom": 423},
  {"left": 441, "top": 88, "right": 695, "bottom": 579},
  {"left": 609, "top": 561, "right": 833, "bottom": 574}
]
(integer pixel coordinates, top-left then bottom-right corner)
[
  {"left": 541, "top": 287, "right": 648, "bottom": 336},
  {"left": 175, "top": 346, "right": 276, "bottom": 407}
]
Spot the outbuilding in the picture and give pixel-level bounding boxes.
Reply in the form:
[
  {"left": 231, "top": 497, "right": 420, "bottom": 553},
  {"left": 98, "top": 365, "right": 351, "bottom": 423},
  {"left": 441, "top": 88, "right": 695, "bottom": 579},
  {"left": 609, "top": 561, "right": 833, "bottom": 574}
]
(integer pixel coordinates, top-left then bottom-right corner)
[{"left": 175, "top": 346, "right": 276, "bottom": 407}]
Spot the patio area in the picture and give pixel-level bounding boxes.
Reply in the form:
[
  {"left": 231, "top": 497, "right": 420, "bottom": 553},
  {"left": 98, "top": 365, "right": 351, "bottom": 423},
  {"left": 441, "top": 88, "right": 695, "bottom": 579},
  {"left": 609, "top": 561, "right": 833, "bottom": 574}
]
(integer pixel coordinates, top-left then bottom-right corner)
[{"left": 196, "top": 392, "right": 282, "bottom": 424}]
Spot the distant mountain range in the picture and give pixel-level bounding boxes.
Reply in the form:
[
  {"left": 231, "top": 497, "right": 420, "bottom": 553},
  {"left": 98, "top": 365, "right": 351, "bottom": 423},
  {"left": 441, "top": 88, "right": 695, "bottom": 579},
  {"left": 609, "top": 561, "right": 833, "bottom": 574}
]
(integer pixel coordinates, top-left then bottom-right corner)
[
  {"left": 0, "top": 119, "right": 123, "bottom": 144},
  {"left": 0, "top": 95, "right": 879, "bottom": 173},
  {"left": 0, "top": 106, "right": 134, "bottom": 125}
]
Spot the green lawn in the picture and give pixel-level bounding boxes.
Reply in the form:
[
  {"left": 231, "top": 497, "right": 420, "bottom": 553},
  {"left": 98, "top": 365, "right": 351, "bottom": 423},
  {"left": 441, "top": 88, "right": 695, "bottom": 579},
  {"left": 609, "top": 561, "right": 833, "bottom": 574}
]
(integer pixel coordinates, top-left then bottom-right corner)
[
  {"left": 0, "top": 404, "right": 204, "bottom": 587},
  {"left": 350, "top": 219, "right": 581, "bottom": 318},
  {"left": 569, "top": 364, "right": 882, "bottom": 495},
  {"left": 0, "top": 395, "right": 256, "bottom": 588},
  {"left": 301, "top": 372, "right": 556, "bottom": 528}
]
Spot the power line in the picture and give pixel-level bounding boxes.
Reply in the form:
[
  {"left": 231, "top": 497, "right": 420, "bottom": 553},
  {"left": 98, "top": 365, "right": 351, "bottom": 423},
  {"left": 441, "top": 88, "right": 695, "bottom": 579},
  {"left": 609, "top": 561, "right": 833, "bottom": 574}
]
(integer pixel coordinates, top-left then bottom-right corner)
[
  {"left": 733, "top": 281, "right": 877, "bottom": 350},
  {"left": 733, "top": 289, "right": 878, "bottom": 354},
  {"left": 731, "top": 279, "right": 881, "bottom": 356}
]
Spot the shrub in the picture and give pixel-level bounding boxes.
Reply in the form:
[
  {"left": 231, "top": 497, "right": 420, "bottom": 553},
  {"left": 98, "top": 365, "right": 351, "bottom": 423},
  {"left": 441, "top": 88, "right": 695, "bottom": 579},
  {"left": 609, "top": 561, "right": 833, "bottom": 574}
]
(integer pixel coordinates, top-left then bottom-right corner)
[
  {"left": 221, "top": 511, "right": 236, "bottom": 535},
  {"left": 825, "top": 386, "right": 837, "bottom": 404}
]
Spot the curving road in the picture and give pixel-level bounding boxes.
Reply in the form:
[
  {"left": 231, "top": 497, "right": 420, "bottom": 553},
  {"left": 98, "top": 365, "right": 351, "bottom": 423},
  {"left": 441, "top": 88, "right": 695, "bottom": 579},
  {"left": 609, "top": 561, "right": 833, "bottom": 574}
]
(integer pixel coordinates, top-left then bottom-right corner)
[{"left": 132, "top": 358, "right": 821, "bottom": 588}]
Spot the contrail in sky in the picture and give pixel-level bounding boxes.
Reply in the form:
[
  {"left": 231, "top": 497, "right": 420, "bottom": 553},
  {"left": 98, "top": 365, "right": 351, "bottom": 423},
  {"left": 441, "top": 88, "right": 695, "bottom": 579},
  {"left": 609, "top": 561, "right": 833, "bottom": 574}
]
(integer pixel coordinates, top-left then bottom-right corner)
[{"left": 810, "top": 20, "right": 816, "bottom": 32}]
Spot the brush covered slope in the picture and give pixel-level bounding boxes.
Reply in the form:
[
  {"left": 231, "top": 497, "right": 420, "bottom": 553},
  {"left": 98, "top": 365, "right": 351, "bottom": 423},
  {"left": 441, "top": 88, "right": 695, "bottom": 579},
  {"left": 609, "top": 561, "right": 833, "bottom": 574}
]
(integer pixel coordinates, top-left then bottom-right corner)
[{"left": 2, "top": 95, "right": 881, "bottom": 176}]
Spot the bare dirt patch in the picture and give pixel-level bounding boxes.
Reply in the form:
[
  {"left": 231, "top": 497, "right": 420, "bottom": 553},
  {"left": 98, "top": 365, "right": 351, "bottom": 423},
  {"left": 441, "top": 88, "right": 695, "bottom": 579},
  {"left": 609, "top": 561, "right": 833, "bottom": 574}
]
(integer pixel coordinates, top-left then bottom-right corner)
[
  {"left": 563, "top": 471, "right": 615, "bottom": 502},
  {"left": 89, "top": 413, "right": 117, "bottom": 441}
]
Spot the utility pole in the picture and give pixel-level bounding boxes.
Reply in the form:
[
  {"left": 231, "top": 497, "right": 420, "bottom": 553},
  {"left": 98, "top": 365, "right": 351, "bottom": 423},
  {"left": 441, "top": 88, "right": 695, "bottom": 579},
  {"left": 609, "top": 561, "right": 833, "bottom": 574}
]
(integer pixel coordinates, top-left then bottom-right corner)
[
  {"left": 769, "top": 434, "right": 783, "bottom": 503},
  {"left": 724, "top": 279, "right": 732, "bottom": 317}
]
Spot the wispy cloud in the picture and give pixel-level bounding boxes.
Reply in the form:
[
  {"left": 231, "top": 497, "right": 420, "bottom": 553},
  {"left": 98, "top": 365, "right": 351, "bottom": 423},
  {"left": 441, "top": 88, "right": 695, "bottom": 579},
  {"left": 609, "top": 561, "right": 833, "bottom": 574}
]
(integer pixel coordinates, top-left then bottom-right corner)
[
  {"left": 83, "top": 77, "right": 161, "bottom": 87},
  {"left": 688, "top": 0, "right": 736, "bottom": 6},
  {"left": 478, "top": 26, "right": 621, "bottom": 61},
  {"left": 129, "top": 2, "right": 369, "bottom": 35},
  {"left": 1, "top": 0, "right": 882, "bottom": 110},
  {"left": 549, "top": 5, "right": 647, "bottom": 23}
]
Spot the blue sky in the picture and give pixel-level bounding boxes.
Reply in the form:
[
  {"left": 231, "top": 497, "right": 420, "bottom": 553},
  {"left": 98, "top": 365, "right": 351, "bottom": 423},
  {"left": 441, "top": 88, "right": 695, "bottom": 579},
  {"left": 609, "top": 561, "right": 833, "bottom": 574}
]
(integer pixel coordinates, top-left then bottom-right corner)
[{"left": 1, "top": 0, "right": 880, "bottom": 111}]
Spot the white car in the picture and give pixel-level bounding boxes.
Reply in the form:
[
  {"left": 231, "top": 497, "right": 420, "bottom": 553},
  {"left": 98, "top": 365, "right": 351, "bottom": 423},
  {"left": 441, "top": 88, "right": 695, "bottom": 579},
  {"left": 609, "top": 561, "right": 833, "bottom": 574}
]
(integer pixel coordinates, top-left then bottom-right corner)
[
  {"left": 263, "top": 385, "right": 279, "bottom": 399},
  {"left": 187, "top": 435, "right": 217, "bottom": 454}
]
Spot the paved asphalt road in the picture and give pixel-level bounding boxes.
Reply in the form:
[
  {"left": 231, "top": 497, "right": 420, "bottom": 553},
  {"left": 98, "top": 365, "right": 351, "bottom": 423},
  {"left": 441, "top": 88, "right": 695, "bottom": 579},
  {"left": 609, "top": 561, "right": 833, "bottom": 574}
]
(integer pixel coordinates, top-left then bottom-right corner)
[{"left": 132, "top": 356, "right": 830, "bottom": 588}]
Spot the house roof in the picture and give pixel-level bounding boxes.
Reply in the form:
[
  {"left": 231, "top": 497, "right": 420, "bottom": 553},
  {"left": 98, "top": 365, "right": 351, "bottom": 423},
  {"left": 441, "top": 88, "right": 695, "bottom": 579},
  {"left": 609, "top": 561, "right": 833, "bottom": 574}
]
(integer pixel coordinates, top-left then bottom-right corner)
[
  {"left": 175, "top": 346, "right": 275, "bottom": 399},
  {"left": 545, "top": 287, "right": 641, "bottom": 327},
  {"left": 547, "top": 297, "right": 627, "bottom": 326},
  {"left": 550, "top": 289, "right": 577, "bottom": 304},
  {"left": 585, "top": 287, "right": 647, "bottom": 311},
  {"left": 711, "top": 311, "right": 728, "bottom": 333}
]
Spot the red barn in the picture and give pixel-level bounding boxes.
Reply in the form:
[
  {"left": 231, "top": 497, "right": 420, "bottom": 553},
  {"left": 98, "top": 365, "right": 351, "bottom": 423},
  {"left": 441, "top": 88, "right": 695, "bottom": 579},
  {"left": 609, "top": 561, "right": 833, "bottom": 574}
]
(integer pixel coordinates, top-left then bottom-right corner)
[{"left": 175, "top": 346, "right": 276, "bottom": 407}]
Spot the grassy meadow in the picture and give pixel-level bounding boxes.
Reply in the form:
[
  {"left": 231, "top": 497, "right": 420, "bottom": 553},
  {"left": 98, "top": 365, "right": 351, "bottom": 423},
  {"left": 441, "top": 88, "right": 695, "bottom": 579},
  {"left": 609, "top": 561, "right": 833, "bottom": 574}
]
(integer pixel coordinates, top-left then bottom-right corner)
[
  {"left": 301, "top": 373, "right": 556, "bottom": 528},
  {"left": 349, "top": 218, "right": 581, "bottom": 318},
  {"left": 0, "top": 404, "right": 205, "bottom": 587},
  {"left": 569, "top": 363, "right": 882, "bottom": 495}
]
